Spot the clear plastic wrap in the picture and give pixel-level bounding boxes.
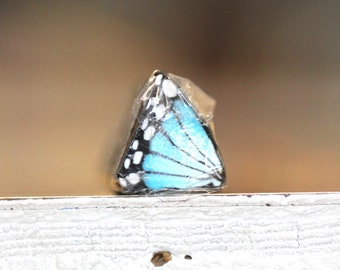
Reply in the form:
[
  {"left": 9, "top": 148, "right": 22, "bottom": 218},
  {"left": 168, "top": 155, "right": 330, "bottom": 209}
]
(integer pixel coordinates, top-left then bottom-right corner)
[{"left": 113, "top": 70, "right": 226, "bottom": 194}]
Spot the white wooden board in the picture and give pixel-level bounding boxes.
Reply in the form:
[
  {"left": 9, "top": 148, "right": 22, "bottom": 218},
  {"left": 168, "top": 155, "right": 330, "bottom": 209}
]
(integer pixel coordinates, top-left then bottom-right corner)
[{"left": 1, "top": 193, "right": 340, "bottom": 269}]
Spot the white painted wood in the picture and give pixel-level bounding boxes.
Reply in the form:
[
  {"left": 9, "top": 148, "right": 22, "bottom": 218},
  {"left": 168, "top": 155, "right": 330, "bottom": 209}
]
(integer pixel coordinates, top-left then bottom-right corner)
[{"left": 1, "top": 193, "right": 340, "bottom": 269}]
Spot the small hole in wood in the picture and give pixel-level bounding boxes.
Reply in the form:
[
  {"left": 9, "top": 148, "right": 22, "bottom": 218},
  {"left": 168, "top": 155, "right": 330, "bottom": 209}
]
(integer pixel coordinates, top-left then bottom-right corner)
[
  {"left": 184, "top": 255, "right": 192, "bottom": 260},
  {"left": 151, "top": 251, "right": 172, "bottom": 267}
]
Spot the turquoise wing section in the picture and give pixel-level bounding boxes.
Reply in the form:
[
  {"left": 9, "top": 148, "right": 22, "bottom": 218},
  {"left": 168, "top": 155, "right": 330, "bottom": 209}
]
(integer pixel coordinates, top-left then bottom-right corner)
[{"left": 143, "top": 98, "right": 223, "bottom": 190}]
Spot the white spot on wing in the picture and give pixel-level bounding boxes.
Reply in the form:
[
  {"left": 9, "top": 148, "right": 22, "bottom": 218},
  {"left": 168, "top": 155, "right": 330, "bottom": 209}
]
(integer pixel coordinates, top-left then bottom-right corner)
[
  {"left": 146, "top": 100, "right": 152, "bottom": 109},
  {"left": 141, "top": 118, "right": 149, "bottom": 130},
  {"left": 154, "top": 104, "right": 166, "bottom": 120},
  {"left": 162, "top": 79, "right": 178, "bottom": 98},
  {"left": 124, "top": 158, "right": 131, "bottom": 169},
  {"left": 151, "top": 97, "right": 160, "bottom": 105},
  {"left": 119, "top": 178, "right": 127, "bottom": 187},
  {"left": 133, "top": 151, "right": 143, "bottom": 165},
  {"left": 144, "top": 125, "right": 155, "bottom": 140},
  {"left": 212, "top": 179, "right": 221, "bottom": 186},
  {"left": 126, "top": 173, "right": 140, "bottom": 185},
  {"left": 132, "top": 140, "right": 139, "bottom": 150},
  {"left": 155, "top": 74, "right": 163, "bottom": 86}
]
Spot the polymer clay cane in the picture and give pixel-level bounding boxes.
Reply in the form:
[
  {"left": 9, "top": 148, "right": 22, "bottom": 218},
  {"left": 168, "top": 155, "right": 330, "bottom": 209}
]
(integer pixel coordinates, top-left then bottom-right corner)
[{"left": 114, "top": 70, "right": 226, "bottom": 194}]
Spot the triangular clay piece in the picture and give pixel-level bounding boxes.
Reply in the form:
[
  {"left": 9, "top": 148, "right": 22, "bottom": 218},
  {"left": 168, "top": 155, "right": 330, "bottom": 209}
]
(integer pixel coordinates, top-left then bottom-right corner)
[{"left": 114, "top": 70, "right": 226, "bottom": 194}]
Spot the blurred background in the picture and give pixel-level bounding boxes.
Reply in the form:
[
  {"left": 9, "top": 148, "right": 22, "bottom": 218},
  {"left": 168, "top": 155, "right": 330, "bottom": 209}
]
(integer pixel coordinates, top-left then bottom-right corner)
[{"left": 0, "top": 1, "right": 339, "bottom": 196}]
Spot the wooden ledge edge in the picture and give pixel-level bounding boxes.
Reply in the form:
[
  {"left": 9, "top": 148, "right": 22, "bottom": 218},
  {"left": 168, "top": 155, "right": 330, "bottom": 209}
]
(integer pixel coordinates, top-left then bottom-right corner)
[{"left": 0, "top": 192, "right": 340, "bottom": 210}]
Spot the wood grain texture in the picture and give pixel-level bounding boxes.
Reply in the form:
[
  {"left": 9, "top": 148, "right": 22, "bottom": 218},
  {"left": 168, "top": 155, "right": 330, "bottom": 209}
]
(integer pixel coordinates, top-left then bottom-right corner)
[{"left": 1, "top": 193, "right": 340, "bottom": 269}]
